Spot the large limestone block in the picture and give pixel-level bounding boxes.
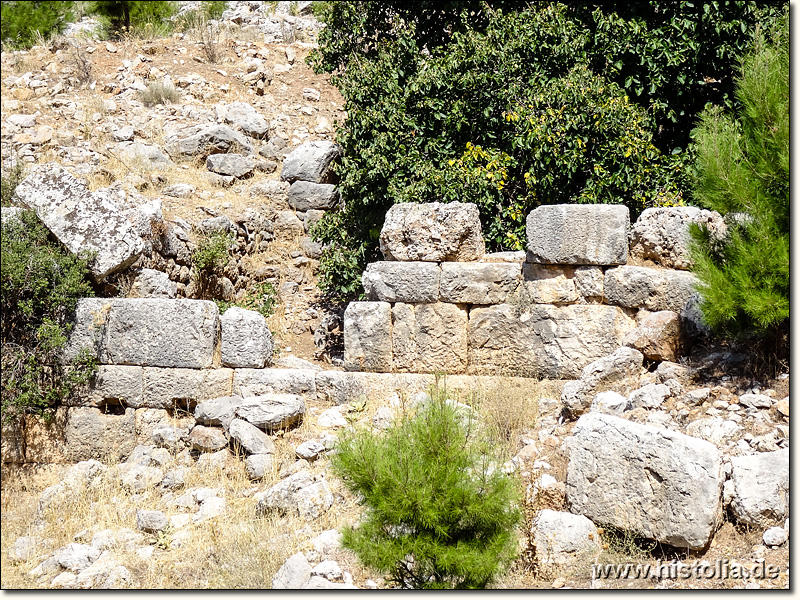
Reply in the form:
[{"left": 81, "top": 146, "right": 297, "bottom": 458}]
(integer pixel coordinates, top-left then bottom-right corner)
[
  {"left": 439, "top": 262, "right": 520, "bottom": 304},
  {"left": 220, "top": 307, "right": 274, "bottom": 368},
  {"left": 233, "top": 368, "right": 317, "bottom": 396},
  {"left": 526, "top": 204, "right": 629, "bottom": 265},
  {"left": 630, "top": 207, "right": 726, "bottom": 270},
  {"left": 362, "top": 262, "right": 440, "bottom": 303},
  {"left": 391, "top": 303, "right": 468, "bottom": 374},
  {"left": 561, "top": 347, "right": 643, "bottom": 418},
  {"left": 379, "top": 202, "right": 485, "bottom": 262},
  {"left": 344, "top": 302, "right": 393, "bottom": 372},
  {"left": 532, "top": 510, "right": 601, "bottom": 574},
  {"left": 140, "top": 368, "right": 205, "bottom": 409},
  {"left": 280, "top": 141, "right": 341, "bottom": 184},
  {"left": 103, "top": 299, "right": 219, "bottom": 368},
  {"left": 13, "top": 163, "right": 144, "bottom": 281},
  {"left": 566, "top": 413, "right": 723, "bottom": 550},
  {"left": 604, "top": 266, "right": 698, "bottom": 312},
  {"left": 236, "top": 394, "right": 305, "bottom": 430},
  {"left": 69, "top": 365, "right": 143, "bottom": 407},
  {"left": 223, "top": 101, "right": 268, "bottom": 138},
  {"left": 517, "top": 263, "right": 578, "bottom": 304},
  {"left": 206, "top": 153, "right": 255, "bottom": 178},
  {"left": 468, "top": 304, "right": 636, "bottom": 378},
  {"left": 64, "top": 407, "right": 137, "bottom": 462},
  {"left": 288, "top": 181, "right": 339, "bottom": 211},
  {"left": 1, "top": 409, "right": 68, "bottom": 464},
  {"left": 726, "top": 449, "right": 789, "bottom": 528},
  {"left": 168, "top": 124, "right": 253, "bottom": 157}
]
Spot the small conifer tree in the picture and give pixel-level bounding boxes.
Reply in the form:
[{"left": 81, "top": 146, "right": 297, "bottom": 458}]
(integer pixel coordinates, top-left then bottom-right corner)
[{"left": 330, "top": 381, "right": 522, "bottom": 589}]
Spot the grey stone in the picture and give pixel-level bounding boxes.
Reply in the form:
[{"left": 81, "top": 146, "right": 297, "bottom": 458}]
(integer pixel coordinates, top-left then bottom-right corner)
[
  {"left": 301, "top": 577, "right": 358, "bottom": 590},
  {"left": 189, "top": 425, "right": 228, "bottom": 452},
  {"left": 288, "top": 180, "right": 339, "bottom": 211},
  {"left": 245, "top": 453, "right": 273, "bottom": 480},
  {"left": 469, "top": 305, "right": 636, "bottom": 379},
  {"left": 62, "top": 298, "right": 110, "bottom": 366},
  {"left": 362, "top": 262, "right": 440, "bottom": 303},
  {"left": 13, "top": 163, "right": 144, "bottom": 281},
  {"left": 168, "top": 124, "right": 253, "bottom": 157},
  {"left": 102, "top": 299, "right": 219, "bottom": 368},
  {"left": 236, "top": 394, "right": 305, "bottom": 430},
  {"left": 64, "top": 407, "right": 136, "bottom": 462},
  {"left": 439, "top": 262, "right": 520, "bottom": 304},
  {"left": 113, "top": 141, "right": 171, "bottom": 168},
  {"left": 129, "top": 269, "right": 176, "bottom": 298},
  {"left": 561, "top": 347, "right": 644, "bottom": 418},
  {"left": 532, "top": 509, "right": 601, "bottom": 573},
  {"left": 517, "top": 263, "right": 578, "bottom": 304},
  {"left": 317, "top": 407, "right": 348, "bottom": 429},
  {"left": 272, "top": 552, "right": 312, "bottom": 589},
  {"left": 630, "top": 207, "right": 727, "bottom": 270},
  {"left": 206, "top": 153, "right": 255, "bottom": 178},
  {"left": 220, "top": 306, "right": 274, "bottom": 368},
  {"left": 628, "top": 383, "right": 671, "bottom": 410},
  {"left": 590, "top": 391, "right": 628, "bottom": 415},
  {"left": 136, "top": 510, "right": 167, "bottom": 533},
  {"left": 119, "top": 463, "right": 164, "bottom": 491},
  {"left": 139, "top": 367, "right": 206, "bottom": 410},
  {"left": 280, "top": 140, "right": 341, "bottom": 183},
  {"left": 763, "top": 526, "right": 787, "bottom": 547},
  {"left": 685, "top": 417, "right": 742, "bottom": 445},
  {"left": 249, "top": 178, "right": 289, "bottom": 201},
  {"left": 392, "top": 302, "right": 468, "bottom": 374},
  {"left": 604, "top": 265, "right": 699, "bottom": 312},
  {"left": 112, "top": 125, "right": 134, "bottom": 142},
  {"left": 738, "top": 393, "right": 773, "bottom": 409},
  {"left": 574, "top": 265, "right": 604, "bottom": 299},
  {"left": 296, "top": 440, "right": 325, "bottom": 460},
  {"left": 197, "top": 215, "right": 237, "bottom": 236},
  {"left": 344, "top": 301, "right": 393, "bottom": 372},
  {"left": 223, "top": 101, "right": 268, "bottom": 137},
  {"left": 233, "top": 368, "right": 316, "bottom": 396},
  {"left": 727, "top": 449, "right": 789, "bottom": 528},
  {"left": 379, "top": 202, "right": 485, "bottom": 262},
  {"left": 623, "top": 310, "right": 682, "bottom": 362},
  {"left": 228, "top": 418, "right": 275, "bottom": 455},
  {"left": 526, "top": 204, "right": 629, "bottom": 265},
  {"left": 311, "top": 560, "right": 343, "bottom": 582},
  {"left": 566, "top": 412, "right": 723, "bottom": 550},
  {"left": 255, "top": 470, "right": 334, "bottom": 520},
  {"left": 161, "top": 467, "right": 189, "bottom": 490},
  {"left": 53, "top": 543, "right": 100, "bottom": 572},
  {"left": 68, "top": 364, "right": 143, "bottom": 407},
  {"left": 162, "top": 183, "right": 195, "bottom": 198}
]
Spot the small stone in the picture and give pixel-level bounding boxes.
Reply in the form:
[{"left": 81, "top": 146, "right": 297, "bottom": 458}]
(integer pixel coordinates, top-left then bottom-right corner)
[
  {"left": 763, "top": 527, "right": 788, "bottom": 547},
  {"left": 136, "top": 510, "right": 168, "bottom": 533},
  {"left": 775, "top": 398, "right": 789, "bottom": 416},
  {"left": 552, "top": 577, "right": 566, "bottom": 589},
  {"left": 296, "top": 440, "right": 325, "bottom": 461}
]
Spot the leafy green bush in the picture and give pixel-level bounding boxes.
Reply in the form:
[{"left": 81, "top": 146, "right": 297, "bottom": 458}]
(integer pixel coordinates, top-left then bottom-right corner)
[
  {"left": 1, "top": 160, "right": 26, "bottom": 206},
  {"left": 90, "top": 0, "right": 177, "bottom": 38},
  {"left": 0, "top": 0, "right": 75, "bottom": 49},
  {"left": 1, "top": 210, "right": 97, "bottom": 424},
  {"left": 191, "top": 230, "right": 233, "bottom": 298},
  {"left": 216, "top": 280, "right": 277, "bottom": 319},
  {"left": 201, "top": 0, "right": 227, "bottom": 20},
  {"left": 331, "top": 381, "right": 522, "bottom": 589},
  {"left": 689, "top": 12, "right": 788, "bottom": 343}
]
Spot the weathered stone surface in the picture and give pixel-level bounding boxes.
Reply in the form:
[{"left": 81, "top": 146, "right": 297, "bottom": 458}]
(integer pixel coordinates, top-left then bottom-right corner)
[
  {"left": 628, "top": 383, "right": 671, "bottom": 410},
  {"left": 685, "top": 417, "right": 742, "bottom": 445},
  {"left": 590, "top": 391, "right": 628, "bottom": 415},
  {"left": 317, "top": 407, "right": 348, "bottom": 429},
  {"left": 129, "top": 269, "right": 176, "bottom": 299},
  {"left": 561, "top": 347, "right": 643, "bottom": 417},
  {"left": 255, "top": 470, "right": 334, "bottom": 520},
  {"left": 280, "top": 141, "right": 341, "bottom": 184},
  {"left": 604, "top": 266, "right": 698, "bottom": 312},
  {"left": 468, "top": 304, "right": 636, "bottom": 379},
  {"left": 763, "top": 526, "right": 788, "bottom": 547},
  {"left": 103, "top": 299, "right": 219, "bottom": 368},
  {"left": 220, "top": 307, "right": 274, "bottom": 368},
  {"left": 439, "top": 262, "right": 520, "bottom": 304},
  {"left": 63, "top": 298, "right": 110, "bottom": 365},
  {"left": 136, "top": 510, "right": 167, "bottom": 533},
  {"left": 574, "top": 266, "right": 604, "bottom": 299},
  {"left": 526, "top": 204, "right": 629, "bottom": 265},
  {"left": 113, "top": 142, "right": 171, "bottom": 168},
  {"left": 288, "top": 180, "right": 339, "bottom": 211},
  {"left": 228, "top": 418, "right": 275, "bottom": 455},
  {"left": 135, "top": 408, "right": 194, "bottom": 448},
  {"left": 630, "top": 207, "right": 726, "bottom": 270},
  {"left": 206, "top": 153, "right": 255, "bottom": 178},
  {"left": 392, "top": 302, "right": 468, "bottom": 374},
  {"left": 13, "top": 163, "right": 144, "bottom": 281},
  {"left": 623, "top": 310, "right": 682, "bottom": 361},
  {"left": 168, "top": 124, "right": 253, "bottom": 157},
  {"left": 195, "top": 396, "right": 242, "bottom": 428},
  {"left": 379, "top": 202, "right": 485, "bottom": 262},
  {"left": 189, "top": 425, "right": 228, "bottom": 452},
  {"left": 1, "top": 409, "right": 67, "bottom": 464},
  {"left": 517, "top": 263, "right": 578, "bottom": 304},
  {"left": 236, "top": 394, "right": 305, "bottom": 430},
  {"left": 567, "top": 412, "right": 723, "bottom": 550},
  {"left": 64, "top": 407, "right": 136, "bottom": 462},
  {"left": 296, "top": 440, "right": 326, "bottom": 460},
  {"left": 738, "top": 393, "right": 772, "bottom": 409},
  {"left": 233, "top": 368, "right": 316, "bottom": 396},
  {"left": 139, "top": 367, "right": 204, "bottom": 409},
  {"left": 245, "top": 453, "right": 273, "bottom": 479},
  {"left": 344, "top": 302, "right": 393, "bottom": 372},
  {"left": 53, "top": 543, "right": 100, "bottom": 573},
  {"left": 362, "top": 262, "right": 440, "bottom": 303},
  {"left": 223, "top": 101, "right": 268, "bottom": 137},
  {"left": 725, "top": 449, "right": 789, "bottom": 528},
  {"left": 532, "top": 510, "right": 601, "bottom": 573},
  {"left": 272, "top": 553, "right": 312, "bottom": 589}
]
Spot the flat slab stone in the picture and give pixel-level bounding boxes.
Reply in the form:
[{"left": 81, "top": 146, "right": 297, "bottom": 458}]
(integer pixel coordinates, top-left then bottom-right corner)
[
  {"left": 392, "top": 302, "right": 468, "bottom": 374},
  {"left": 362, "top": 262, "right": 440, "bottom": 303},
  {"left": 343, "top": 302, "right": 393, "bottom": 372},
  {"left": 288, "top": 181, "right": 339, "bottom": 211},
  {"left": 526, "top": 204, "right": 629, "bottom": 265},
  {"left": 566, "top": 412, "right": 723, "bottom": 550},
  {"left": 13, "top": 163, "right": 144, "bottom": 281},
  {"left": 439, "top": 262, "right": 520, "bottom": 304},
  {"left": 604, "top": 265, "right": 698, "bottom": 312},
  {"left": 233, "top": 368, "right": 317, "bottom": 396}
]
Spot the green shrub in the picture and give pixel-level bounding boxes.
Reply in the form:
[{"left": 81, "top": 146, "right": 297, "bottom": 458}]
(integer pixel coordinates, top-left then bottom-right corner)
[
  {"left": 191, "top": 230, "right": 233, "bottom": 298},
  {"left": 90, "top": 0, "right": 177, "bottom": 38},
  {"left": 1, "top": 210, "right": 97, "bottom": 424},
  {"left": 689, "top": 12, "right": 788, "bottom": 343},
  {"left": 1, "top": 160, "right": 26, "bottom": 206},
  {"left": 201, "top": 0, "right": 226, "bottom": 20},
  {"left": 137, "top": 80, "right": 180, "bottom": 106},
  {"left": 216, "top": 280, "right": 277, "bottom": 319},
  {"left": 331, "top": 380, "right": 522, "bottom": 589},
  {"left": 0, "top": 1, "right": 75, "bottom": 49}
]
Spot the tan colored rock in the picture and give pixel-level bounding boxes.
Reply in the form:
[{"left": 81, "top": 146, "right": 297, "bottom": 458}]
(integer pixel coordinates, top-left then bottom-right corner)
[
  {"left": 517, "top": 263, "right": 578, "bottom": 304},
  {"left": 392, "top": 303, "right": 468, "bottom": 374},
  {"left": 343, "top": 302, "right": 393, "bottom": 372},
  {"left": 775, "top": 398, "right": 789, "bottom": 417},
  {"left": 623, "top": 310, "right": 682, "bottom": 361},
  {"left": 64, "top": 407, "right": 137, "bottom": 462}
]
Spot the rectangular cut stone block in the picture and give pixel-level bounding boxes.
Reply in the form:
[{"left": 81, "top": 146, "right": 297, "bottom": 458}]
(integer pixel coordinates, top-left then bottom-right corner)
[
  {"left": 439, "top": 263, "right": 520, "bottom": 304},
  {"left": 1, "top": 409, "right": 67, "bottom": 464},
  {"left": 391, "top": 303, "right": 468, "bottom": 374},
  {"left": 64, "top": 407, "right": 137, "bottom": 462},
  {"left": 103, "top": 299, "right": 219, "bottom": 368},
  {"left": 362, "top": 262, "right": 440, "bottom": 303},
  {"left": 315, "top": 371, "right": 435, "bottom": 405},
  {"left": 604, "top": 266, "right": 698, "bottom": 312},
  {"left": 727, "top": 449, "right": 789, "bottom": 528},
  {"left": 63, "top": 298, "right": 112, "bottom": 364},
  {"left": 566, "top": 413, "right": 723, "bottom": 550},
  {"left": 517, "top": 263, "right": 578, "bottom": 304},
  {"left": 220, "top": 306, "right": 274, "bottom": 368},
  {"left": 68, "top": 365, "right": 144, "bottom": 407},
  {"left": 233, "top": 368, "right": 317, "bottom": 396},
  {"left": 140, "top": 368, "right": 205, "bottom": 409},
  {"left": 344, "top": 302, "right": 393, "bottom": 372},
  {"left": 574, "top": 266, "right": 604, "bottom": 300},
  {"left": 14, "top": 163, "right": 144, "bottom": 281},
  {"left": 203, "top": 368, "right": 234, "bottom": 399},
  {"left": 526, "top": 204, "right": 629, "bottom": 265},
  {"left": 468, "top": 304, "right": 635, "bottom": 378}
]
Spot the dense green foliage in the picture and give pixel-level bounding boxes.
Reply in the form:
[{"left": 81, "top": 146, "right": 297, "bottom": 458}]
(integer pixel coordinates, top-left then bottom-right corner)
[
  {"left": 191, "top": 230, "right": 233, "bottom": 299},
  {"left": 331, "top": 383, "right": 522, "bottom": 589},
  {"left": 689, "top": 14, "right": 788, "bottom": 342},
  {"left": 0, "top": 1, "right": 75, "bottom": 48},
  {"left": 309, "top": 1, "right": 784, "bottom": 301},
  {"left": 91, "top": 0, "right": 177, "bottom": 37},
  {"left": 1, "top": 210, "right": 97, "bottom": 424}
]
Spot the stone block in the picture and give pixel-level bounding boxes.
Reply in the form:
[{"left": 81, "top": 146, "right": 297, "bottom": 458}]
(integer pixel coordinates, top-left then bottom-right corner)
[
  {"left": 206, "top": 153, "right": 255, "bottom": 178},
  {"left": 233, "top": 368, "right": 317, "bottom": 396},
  {"left": 517, "top": 263, "right": 578, "bottom": 304},
  {"left": 574, "top": 266, "right": 604, "bottom": 300},
  {"left": 391, "top": 303, "right": 468, "bottom": 374},
  {"left": 532, "top": 509, "right": 602, "bottom": 574},
  {"left": 566, "top": 412, "right": 723, "bottom": 550},
  {"left": 236, "top": 394, "right": 306, "bottom": 430},
  {"left": 343, "top": 302, "right": 393, "bottom": 372},
  {"left": 726, "top": 449, "right": 789, "bottom": 528},
  {"left": 439, "top": 262, "right": 520, "bottom": 304},
  {"left": 220, "top": 307, "right": 274, "bottom": 368},
  {"left": 362, "top": 262, "right": 440, "bottom": 303},
  {"left": 288, "top": 181, "right": 339, "bottom": 211},
  {"left": 604, "top": 266, "right": 698, "bottom": 312},
  {"left": 64, "top": 407, "right": 137, "bottom": 462},
  {"left": 280, "top": 141, "right": 341, "bottom": 184},
  {"left": 526, "top": 204, "right": 629, "bottom": 265},
  {"left": 168, "top": 124, "right": 253, "bottom": 157},
  {"left": 561, "top": 347, "right": 643, "bottom": 418},
  {"left": 140, "top": 368, "right": 204, "bottom": 410},
  {"left": 623, "top": 310, "right": 683, "bottom": 362},
  {"left": 70, "top": 365, "right": 143, "bottom": 407}
]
